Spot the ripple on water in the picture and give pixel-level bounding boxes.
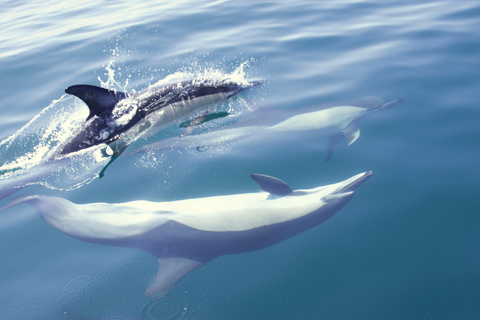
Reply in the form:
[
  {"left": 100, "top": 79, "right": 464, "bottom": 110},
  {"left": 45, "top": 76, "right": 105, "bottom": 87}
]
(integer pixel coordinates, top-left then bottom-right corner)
[
  {"left": 193, "top": 297, "right": 229, "bottom": 319},
  {"left": 139, "top": 294, "right": 190, "bottom": 320},
  {"left": 0, "top": 266, "right": 22, "bottom": 287},
  {"left": 106, "top": 261, "right": 155, "bottom": 290},
  {"left": 226, "top": 282, "right": 286, "bottom": 320},
  {"left": 52, "top": 260, "right": 155, "bottom": 317},
  {"left": 55, "top": 290, "right": 95, "bottom": 318},
  {"left": 62, "top": 274, "right": 95, "bottom": 293}
]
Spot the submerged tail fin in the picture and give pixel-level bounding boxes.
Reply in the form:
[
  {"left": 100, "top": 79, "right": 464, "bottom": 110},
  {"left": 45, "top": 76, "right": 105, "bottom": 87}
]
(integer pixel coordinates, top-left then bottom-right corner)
[{"left": 0, "top": 195, "right": 40, "bottom": 212}]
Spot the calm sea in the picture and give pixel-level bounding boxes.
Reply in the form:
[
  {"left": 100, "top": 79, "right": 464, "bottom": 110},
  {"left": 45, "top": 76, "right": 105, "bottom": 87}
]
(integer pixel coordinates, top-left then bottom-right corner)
[{"left": 1, "top": 0, "right": 479, "bottom": 319}]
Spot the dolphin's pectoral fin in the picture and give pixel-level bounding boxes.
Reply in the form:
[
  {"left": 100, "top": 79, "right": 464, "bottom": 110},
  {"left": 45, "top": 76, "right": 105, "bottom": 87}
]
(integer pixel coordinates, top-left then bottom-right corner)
[
  {"left": 179, "top": 111, "right": 230, "bottom": 137},
  {"left": 251, "top": 174, "right": 293, "bottom": 196},
  {"left": 179, "top": 118, "right": 205, "bottom": 138},
  {"left": 325, "top": 133, "right": 344, "bottom": 163},
  {"left": 325, "top": 122, "right": 360, "bottom": 163},
  {"left": 343, "top": 122, "right": 360, "bottom": 146},
  {"left": 200, "top": 111, "right": 229, "bottom": 123},
  {"left": 98, "top": 155, "right": 116, "bottom": 179},
  {"left": 98, "top": 144, "right": 129, "bottom": 179},
  {"left": 145, "top": 257, "right": 204, "bottom": 297},
  {"left": 179, "top": 112, "right": 230, "bottom": 129},
  {"left": 65, "top": 85, "right": 128, "bottom": 120}
]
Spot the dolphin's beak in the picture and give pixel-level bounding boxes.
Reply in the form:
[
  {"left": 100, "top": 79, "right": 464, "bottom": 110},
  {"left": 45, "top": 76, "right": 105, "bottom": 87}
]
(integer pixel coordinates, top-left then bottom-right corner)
[
  {"left": 337, "top": 171, "right": 373, "bottom": 193},
  {"left": 248, "top": 80, "right": 263, "bottom": 88},
  {"left": 237, "top": 80, "right": 263, "bottom": 94}
]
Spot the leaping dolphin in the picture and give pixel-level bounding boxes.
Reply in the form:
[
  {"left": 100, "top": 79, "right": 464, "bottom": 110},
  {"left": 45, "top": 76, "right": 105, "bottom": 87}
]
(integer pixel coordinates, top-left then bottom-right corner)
[
  {"left": 56, "top": 78, "right": 262, "bottom": 158},
  {"left": 2, "top": 171, "right": 372, "bottom": 297}
]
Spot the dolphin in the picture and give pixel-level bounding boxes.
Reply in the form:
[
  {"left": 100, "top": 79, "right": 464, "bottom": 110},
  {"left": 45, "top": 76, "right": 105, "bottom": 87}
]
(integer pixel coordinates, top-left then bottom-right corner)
[
  {"left": 1, "top": 171, "right": 372, "bottom": 297},
  {"left": 0, "top": 78, "right": 261, "bottom": 199},
  {"left": 265, "top": 97, "right": 404, "bottom": 161},
  {"left": 55, "top": 78, "right": 262, "bottom": 158},
  {"left": 130, "top": 96, "right": 403, "bottom": 161}
]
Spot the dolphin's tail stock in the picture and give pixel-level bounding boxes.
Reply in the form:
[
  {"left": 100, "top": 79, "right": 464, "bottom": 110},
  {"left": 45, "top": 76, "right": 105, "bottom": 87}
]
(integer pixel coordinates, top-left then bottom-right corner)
[{"left": 0, "top": 195, "right": 39, "bottom": 212}]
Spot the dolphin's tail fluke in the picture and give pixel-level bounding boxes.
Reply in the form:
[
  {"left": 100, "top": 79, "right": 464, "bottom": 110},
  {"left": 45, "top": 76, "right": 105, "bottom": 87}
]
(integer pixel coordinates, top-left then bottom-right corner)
[{"left": 0, "top": 195, "right": 38, "bottom": 212}]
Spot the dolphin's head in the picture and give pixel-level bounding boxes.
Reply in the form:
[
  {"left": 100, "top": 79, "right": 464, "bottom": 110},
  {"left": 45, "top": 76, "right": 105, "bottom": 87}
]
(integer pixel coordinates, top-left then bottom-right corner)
[
  {"left": 287, "top": 171, "right": 373, "bottom": 216},
  {"left": 328, "top": 171, "right": 373, "bottom": 195},
  {"left": 286, "top": 171, "right": 373, "bottom": 226},
  {"left": 182, "top": 78, "right": 261, "bottom": 98},
  {"left": 314, "top": 171, "right": 373, "bottom": 206},
  {"left": 235, "top": 80, "right": 263, "bottom": 95},
  {"left": 197, "top": 79, "right": 262, "bottom": 99}
]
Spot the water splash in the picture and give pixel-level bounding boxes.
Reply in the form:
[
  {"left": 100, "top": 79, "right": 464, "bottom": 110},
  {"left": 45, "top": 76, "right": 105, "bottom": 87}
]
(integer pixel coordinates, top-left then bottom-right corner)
[
  {"left": 150, "top": 59, "right": 255, "bottom": 89},
  {"left": 98, "top": 57, "right": 131, "bottom": 92},
  {"left": 0, "top": 95, "right": 86, "bottom": 180},
  {"left": 0, "top": 94, "right": 111, "bottom": 195},
  {"left": 0, "top": 55, "right": 258, "bottom": 196}
]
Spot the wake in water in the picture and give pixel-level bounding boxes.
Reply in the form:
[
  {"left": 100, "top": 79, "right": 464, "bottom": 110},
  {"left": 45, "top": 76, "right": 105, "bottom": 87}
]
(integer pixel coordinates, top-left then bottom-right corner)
[{"left": 0, "top": 62, "right": 261, "bottom": 200}]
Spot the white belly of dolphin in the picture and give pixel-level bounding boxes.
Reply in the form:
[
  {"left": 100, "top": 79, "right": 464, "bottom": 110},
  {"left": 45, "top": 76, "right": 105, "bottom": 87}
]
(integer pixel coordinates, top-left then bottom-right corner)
[
  {"left": 114, "top": 91, "right": 233, "bottom": 146},
  {"left": 36, "top": 189, "right": 330, "bottom": 240},
  {"left": 266, "top": 106, "right": 366, "bottom": 132}
]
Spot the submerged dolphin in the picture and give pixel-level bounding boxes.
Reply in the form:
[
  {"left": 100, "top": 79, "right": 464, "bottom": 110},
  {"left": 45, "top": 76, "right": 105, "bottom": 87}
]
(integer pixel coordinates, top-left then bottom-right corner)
[
  {"left": 2, "top": 171, "right": 372, "bottom": 297},
  {"left": 266, "top": 97, "right": 404, "bottom": 161},
  {"left": 131, "top": 96, "right": 403, "bottom": 161},
  {"left": 56, "top": 78, "right": 262, "bottom": 158}
]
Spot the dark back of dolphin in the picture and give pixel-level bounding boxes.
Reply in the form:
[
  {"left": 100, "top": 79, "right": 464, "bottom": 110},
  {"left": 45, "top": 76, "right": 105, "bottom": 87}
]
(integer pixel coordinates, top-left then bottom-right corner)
[{"left": 59, "top": 80, "right": 261, "bottom": 157}]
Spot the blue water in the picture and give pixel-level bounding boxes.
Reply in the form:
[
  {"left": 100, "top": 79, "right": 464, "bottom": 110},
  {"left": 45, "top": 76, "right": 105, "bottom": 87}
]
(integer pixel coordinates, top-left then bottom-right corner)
[{"left": 1, "top": 0, "right": 480, "bottom": 319}]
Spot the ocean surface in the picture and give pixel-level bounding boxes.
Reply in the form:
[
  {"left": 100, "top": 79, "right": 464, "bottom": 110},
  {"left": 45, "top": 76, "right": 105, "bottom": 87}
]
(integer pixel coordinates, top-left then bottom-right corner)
[{"left": 1, "top": 0, "right": 479, "bottom": 319}]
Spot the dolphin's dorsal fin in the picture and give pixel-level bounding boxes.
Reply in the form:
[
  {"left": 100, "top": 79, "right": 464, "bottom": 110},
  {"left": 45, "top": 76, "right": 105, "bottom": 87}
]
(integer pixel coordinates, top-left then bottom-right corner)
[
  {"left": 145, "top": 257, "right": 204, "bottom": 297},
  {"left": 65, "top": 85, "right": 128, "bottom": 120},
  {"left": 251, "top": 174, "right": 293, "bottom": 196}
]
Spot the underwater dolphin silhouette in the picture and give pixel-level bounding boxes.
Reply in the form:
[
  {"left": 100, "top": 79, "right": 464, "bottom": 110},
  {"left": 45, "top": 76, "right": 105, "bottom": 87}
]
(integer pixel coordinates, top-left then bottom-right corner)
[
  {"left": 265, "top": 97, "right": 404, "bottom": 161},
  {"left": 131, "top": 96, "right": 403, "bottom": 161},
  {"left": 2, "top": 171, "right": 372, "bottom": 297},
  {"left": 56, "top": 78, "right": 262, "bottom": 158}
]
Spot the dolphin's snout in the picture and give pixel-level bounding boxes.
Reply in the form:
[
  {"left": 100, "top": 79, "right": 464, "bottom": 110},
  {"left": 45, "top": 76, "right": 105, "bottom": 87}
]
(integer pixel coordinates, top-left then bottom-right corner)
[
  {"left": 236, "top": 80, "right": 263, "bottom": 94},
  {"left": 248, "top": 80, "right": 263, "bottom": 88},
  {"left": 338, "top": 171, "right": 373, "bottom": 193}
]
